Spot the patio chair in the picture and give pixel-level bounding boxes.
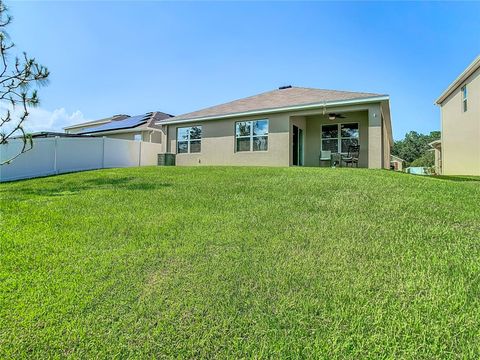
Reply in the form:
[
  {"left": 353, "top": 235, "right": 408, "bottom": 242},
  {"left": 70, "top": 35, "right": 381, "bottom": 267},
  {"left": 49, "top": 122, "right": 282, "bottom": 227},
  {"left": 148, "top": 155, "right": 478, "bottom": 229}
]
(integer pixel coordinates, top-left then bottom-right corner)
[
  {"left": 319, "top": 150, "right": 332, "bottom": 167},
  {"left": 341, "top": 145, "right": 360, "bottom": 167}
]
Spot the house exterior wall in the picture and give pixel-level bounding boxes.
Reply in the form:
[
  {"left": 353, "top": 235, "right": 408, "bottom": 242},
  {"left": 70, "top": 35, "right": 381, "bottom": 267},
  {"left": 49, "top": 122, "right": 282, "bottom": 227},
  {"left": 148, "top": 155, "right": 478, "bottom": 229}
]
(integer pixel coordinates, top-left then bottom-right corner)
[
  {"left": 367, "top": 104, "right": 384, "bottom": 169},
  {"left": 104, "top": 132, "right": 141, "bottom": 141},
  {"left": 397, "top": 161, "right": 403, "bottom": 171},
  {"left": 149, "top": 131, "right": 162, "bottom": 143},
  {"left": 439, "top": 67, "right": 480, "bottom": 175},
  {"left": 162, "top": 102, "right": 390, "bottom": 169},
  {"left": 390, "top": 159, "right": 403, "bottom": 172},
  {"left": 167, "top": 113, "right": 290, "bottom": 166},
  {"left": 382, "top": 118, "right": 390, "bottom": 169},
  {"left": 433, "top": 148, "right": 442, "bottom": 174},
  {"left": 65, "top": 127, "right": 85, "bottom": 134}
]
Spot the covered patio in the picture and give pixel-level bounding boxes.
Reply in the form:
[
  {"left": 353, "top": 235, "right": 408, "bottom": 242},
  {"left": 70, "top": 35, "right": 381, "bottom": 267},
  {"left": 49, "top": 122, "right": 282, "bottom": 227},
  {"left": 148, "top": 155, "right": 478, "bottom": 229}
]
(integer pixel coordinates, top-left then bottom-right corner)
[{"left": 288, "top": 101, "right": 392, "bottom": 169}]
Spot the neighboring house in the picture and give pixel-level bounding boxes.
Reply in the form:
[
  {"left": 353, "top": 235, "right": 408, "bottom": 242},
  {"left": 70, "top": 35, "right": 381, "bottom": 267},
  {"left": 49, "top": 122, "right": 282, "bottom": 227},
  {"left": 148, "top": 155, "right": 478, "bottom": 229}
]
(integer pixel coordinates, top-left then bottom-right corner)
[
  {"left": 16, "top": 132, "right": 91, "bottom": 139},
  {"left": 435, "top": 55, "right": 480, "bottom": 175},
  {"left": 390, "top": 155, "right": 405, "bottom": 171},
  {"left": 64, "top": 115, "right": 125, "bottom": 134},
  {"left": 155, "top": 86, "right": 393, "bottom": 168},
  {"left": 429, "top": 139, "right": 442, "bottom": 175},
  {"left": 64, "top": 112, "right": 173, "bottom": 143}
]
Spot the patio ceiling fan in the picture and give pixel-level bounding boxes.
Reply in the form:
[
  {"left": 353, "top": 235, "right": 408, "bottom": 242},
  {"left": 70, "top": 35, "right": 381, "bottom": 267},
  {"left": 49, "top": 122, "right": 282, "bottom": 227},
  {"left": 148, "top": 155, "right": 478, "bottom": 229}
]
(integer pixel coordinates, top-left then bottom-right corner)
[{"left": 328, "top": 113, "right": 346, "bottom": 120}]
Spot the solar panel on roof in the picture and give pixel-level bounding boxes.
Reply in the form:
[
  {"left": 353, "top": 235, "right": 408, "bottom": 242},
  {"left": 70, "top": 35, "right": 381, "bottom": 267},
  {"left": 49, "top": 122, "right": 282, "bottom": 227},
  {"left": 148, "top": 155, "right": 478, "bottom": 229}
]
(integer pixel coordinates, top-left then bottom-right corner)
[{"left": 79, "top": 113, "right": 152, "bottom": 134}]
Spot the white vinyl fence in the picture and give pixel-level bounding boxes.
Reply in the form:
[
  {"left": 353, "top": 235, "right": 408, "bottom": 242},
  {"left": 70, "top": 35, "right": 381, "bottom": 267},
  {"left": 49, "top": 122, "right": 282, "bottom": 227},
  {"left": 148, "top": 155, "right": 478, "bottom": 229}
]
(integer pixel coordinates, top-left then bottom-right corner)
[{"left": 0, "top": 137, "right": 163, "bottom": 182}]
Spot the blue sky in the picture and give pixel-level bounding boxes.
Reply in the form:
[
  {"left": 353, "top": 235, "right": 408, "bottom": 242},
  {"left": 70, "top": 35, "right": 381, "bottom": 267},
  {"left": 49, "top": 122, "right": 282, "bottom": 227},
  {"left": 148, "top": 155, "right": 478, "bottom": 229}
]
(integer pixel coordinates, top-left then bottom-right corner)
[{"left": 7, "top": 1, "right": 480, "bottom": 139}]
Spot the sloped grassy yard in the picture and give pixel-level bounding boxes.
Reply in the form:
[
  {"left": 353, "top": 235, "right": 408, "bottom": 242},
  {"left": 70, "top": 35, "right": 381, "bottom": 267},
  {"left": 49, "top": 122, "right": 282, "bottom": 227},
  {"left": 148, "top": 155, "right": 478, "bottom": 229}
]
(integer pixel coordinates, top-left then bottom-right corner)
[{"left": 1, "top": 167, "right": 480, "bottom": 358}]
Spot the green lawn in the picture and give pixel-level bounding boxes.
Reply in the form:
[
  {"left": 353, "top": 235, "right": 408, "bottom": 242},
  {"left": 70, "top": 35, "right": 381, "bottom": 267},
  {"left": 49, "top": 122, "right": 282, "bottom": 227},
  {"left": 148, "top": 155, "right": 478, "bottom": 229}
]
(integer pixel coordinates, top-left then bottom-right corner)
[{"left": 1, "top": 167, "right": 480, "bottom": 358}]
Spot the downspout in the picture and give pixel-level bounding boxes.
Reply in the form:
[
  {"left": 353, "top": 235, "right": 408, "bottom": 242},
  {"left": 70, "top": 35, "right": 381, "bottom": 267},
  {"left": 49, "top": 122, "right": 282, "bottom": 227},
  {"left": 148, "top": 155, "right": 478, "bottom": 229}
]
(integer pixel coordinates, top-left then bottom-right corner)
[{"left": 165, "top": 125, "right": 169, "bottom": 153}]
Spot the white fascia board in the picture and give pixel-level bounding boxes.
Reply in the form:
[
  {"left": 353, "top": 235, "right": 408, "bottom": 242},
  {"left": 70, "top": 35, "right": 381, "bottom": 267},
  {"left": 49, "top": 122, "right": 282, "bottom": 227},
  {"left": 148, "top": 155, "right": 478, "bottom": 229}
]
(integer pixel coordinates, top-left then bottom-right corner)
[
  {"left": 155, "top": 96, "right": 389, "bottom": 125},
  {"left": 435, "top": 55, "right": 480, "bottom": 105}
]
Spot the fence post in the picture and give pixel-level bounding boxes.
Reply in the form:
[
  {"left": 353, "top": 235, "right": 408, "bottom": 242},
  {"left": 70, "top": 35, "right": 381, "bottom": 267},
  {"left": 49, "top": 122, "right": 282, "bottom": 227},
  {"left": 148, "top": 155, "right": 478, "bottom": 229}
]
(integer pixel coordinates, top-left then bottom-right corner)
[
  {"left": 54, "top": 136, "right": 59, "bottom": 174},
  {"left": 138, "top": 141, "right": 142, "bottom": 167},
  {"left": 0, "top": 143, "right": 3, "bottom": 181},
  {"left": 102, "top": 137, "right": 106, "bottom": 169}
]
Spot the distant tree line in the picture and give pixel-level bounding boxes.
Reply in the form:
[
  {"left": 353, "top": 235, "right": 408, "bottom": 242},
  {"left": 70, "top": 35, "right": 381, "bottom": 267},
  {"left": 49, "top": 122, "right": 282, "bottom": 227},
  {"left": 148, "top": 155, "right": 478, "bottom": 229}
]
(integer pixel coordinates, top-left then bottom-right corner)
[{"left": 392, "top": 131, "right": 440, "bottom": 167}]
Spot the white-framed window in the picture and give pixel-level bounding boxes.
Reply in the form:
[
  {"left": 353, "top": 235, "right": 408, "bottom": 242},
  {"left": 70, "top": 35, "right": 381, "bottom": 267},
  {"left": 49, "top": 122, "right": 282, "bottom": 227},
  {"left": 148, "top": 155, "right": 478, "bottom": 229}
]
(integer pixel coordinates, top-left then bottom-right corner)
[
  {"left": 177, "top": 126, "right": 202, "bottom": 154},
  {"left": 461, "top": 85, "right": 468, "bottom": 112},
  {"left": 321, "top": 123, "right": 359, "bottom": 153},
  {"left": 134, "top": 133, "right": 142, "bottom": 141},
  {"left": 235, "top": 119, "right": 268, "bottom": 152}
]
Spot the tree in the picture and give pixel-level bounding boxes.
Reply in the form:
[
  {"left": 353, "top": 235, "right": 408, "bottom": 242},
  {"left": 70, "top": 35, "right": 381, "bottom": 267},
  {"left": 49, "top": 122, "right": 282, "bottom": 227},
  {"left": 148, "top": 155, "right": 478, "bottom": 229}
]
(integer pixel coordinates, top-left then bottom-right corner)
[
  {"left": 410, "top": 150, "right": 435, "bottom": 167},
  {"left": 392, "top": 131, "right": 440, "bottom": 165},
  {"left": 0, "top": 1, "right": 49, "bottom": 165}
]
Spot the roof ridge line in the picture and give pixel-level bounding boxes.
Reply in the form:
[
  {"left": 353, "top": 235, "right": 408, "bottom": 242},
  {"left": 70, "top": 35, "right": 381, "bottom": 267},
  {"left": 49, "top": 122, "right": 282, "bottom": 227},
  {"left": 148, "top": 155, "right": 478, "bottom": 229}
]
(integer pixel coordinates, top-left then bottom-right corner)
[{"left": 292, "top": 85, "right": 382, "bottom": 95}]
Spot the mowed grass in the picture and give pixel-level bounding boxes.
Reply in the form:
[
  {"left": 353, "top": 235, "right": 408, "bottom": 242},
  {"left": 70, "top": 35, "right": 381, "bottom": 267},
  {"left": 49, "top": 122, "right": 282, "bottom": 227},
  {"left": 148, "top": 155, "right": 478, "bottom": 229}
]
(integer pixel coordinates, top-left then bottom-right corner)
[{"left": 1, "top": 167, "right": 480, "bottom": 358}]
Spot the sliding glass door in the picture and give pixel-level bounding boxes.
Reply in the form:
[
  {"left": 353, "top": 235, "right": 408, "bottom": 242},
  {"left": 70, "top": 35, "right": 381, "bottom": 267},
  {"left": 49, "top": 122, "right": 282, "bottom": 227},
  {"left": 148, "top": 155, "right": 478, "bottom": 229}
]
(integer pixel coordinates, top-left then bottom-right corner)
[{"left": 293, "top": 125, "right": 304, "bottom": 166}]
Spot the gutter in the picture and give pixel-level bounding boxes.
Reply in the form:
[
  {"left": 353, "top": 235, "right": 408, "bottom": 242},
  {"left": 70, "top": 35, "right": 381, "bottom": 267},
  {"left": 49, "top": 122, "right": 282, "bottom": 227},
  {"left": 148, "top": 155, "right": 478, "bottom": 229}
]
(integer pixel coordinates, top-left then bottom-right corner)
[
  {"left": 155, "top": 95, "right": 389, "bottom": 125},
  {"left": 80, "top": 124, "right": 163, "bottom": 136}
]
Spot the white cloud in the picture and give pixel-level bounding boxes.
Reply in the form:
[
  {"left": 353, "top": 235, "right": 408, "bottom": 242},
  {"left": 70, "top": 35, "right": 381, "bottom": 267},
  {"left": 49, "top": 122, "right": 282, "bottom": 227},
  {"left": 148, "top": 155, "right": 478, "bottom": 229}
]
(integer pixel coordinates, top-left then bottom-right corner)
[
  {"left": 23, "top": 107, "right": 89, "bottom": 133},
  {"left": 1, "top": 106, "right": 89, "bottom": 134}
]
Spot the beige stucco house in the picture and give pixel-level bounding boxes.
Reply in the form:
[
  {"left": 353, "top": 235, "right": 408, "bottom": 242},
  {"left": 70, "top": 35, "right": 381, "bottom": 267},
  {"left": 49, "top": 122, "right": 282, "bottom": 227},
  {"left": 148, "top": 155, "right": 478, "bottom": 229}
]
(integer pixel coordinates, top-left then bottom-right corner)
[
  {"left": 435, "top": 55, "right": 480, "bottom": 175},
  {"left": 64, "top": 112, "right": 173, "bottom": 143},
  {"left": 429, "top": 139, "right": 442, "bottom": 175},
  {"left": 390, "top": 155, "right": 405, "bottom": 172},
  {"left": 155, "top": 86, "right": 392, "bottom": 168}
]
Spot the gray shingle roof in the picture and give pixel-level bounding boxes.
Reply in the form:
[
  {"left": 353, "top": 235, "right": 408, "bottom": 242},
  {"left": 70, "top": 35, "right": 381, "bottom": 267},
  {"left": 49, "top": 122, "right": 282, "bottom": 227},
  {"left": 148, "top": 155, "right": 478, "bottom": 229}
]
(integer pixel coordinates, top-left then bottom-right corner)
[
  {"left": 161, "top": 86, "right": 385, "bottom": 122},
  {"left": 147, "top": 112, "right": 174, "bottom": 129}
]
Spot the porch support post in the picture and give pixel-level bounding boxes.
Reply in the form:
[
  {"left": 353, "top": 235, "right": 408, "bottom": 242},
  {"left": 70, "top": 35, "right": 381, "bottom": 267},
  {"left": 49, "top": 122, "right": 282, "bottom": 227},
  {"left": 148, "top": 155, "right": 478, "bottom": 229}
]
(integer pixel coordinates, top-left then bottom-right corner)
[{"left": 368, "top": 105, "right": 382, "bottom": 169}]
